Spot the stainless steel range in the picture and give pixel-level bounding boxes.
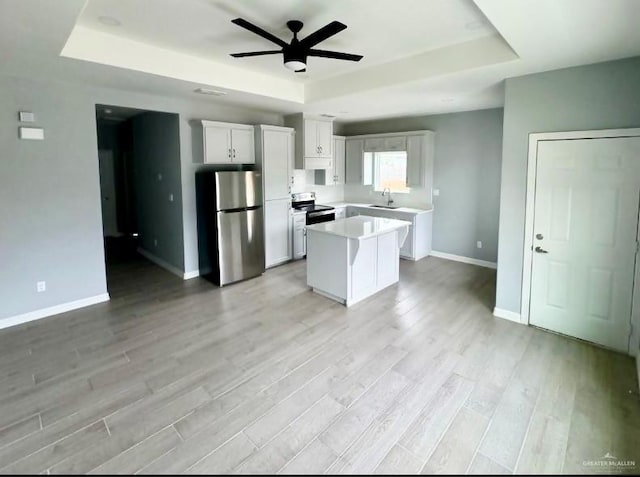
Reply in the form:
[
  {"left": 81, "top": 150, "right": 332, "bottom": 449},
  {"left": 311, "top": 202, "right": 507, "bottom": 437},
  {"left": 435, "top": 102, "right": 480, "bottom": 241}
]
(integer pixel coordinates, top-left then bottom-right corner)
[
  {"left": 291, "top": 192, "right": 335, "bottom": 260},
  {"left": 291, "top": 192, "right": 335, "bottom": 225}
]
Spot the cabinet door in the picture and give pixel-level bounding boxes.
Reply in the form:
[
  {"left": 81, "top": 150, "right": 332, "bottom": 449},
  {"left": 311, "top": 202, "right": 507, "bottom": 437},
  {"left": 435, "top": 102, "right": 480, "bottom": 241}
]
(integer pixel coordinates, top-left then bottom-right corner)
[
  {"left": 400, "top": 223, "right": 414, "bottom": 258},
  {"left": 316, "top": 121, "right": 333, "bottom": 158},
  {"left": 345, "top": 139, "right": 364, "bottom": 184},
  {"left": 406, "top": 135, "right": 424, "bottom": 188},
  {"left": 231, "top": 128, "right": 254, "bottom": 164},
  {"left": 304, "top": 119, "right": 318, "bottom": 157},
  {"left": 292, "top": 215, "right": 306, "bottom": 259},
  {"left": 333, "top": 137, "right": 346, "bottom": 185},
  {"left": 204, "top": 126, "right": 231, "bottom": 163},
  {"left": 264, "top": 198, "right": 292, "bottom": 268},
  {"left": 385, "top": 136, "right": 406, "bottom": 151},
  {"left": 364, "top": 137, "right": 385, "bottom": 152},
  {"left": 263, "top": 129, "right": 292, "bottom": 201}
]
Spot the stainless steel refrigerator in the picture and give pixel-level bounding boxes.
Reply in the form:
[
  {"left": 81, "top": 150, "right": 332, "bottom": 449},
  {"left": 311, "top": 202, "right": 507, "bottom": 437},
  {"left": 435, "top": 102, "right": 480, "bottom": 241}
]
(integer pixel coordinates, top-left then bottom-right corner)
[{"left": 196, "top": 170, "right": 265, "bottom": 286}]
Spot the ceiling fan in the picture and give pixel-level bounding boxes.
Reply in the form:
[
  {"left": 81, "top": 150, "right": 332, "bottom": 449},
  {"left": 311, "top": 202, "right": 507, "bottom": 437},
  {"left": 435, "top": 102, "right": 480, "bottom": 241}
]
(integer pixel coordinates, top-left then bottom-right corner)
[{"left": 229, "top": 18, "right": 363, "bottom": 73}]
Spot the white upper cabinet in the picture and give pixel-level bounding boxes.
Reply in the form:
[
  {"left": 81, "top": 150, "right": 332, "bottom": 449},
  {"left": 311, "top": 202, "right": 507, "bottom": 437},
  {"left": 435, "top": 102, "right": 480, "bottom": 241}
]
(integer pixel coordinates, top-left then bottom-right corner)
[
  {"left": 363, "top": 136, "right": 406, "bottom": 152},
  {"left": 230, "top": 128, "right": 254, "bottom": 163},
  {"left": 256, "top": 125, "right": 294, "bottom": 201},
  {"left": 316, "top": 120, "right": 333, "bottom": 157},
  {"left": 345, "top": 138, "right": 364, "bottom": 184},
  {"left": 406, "top": 132, "right": 434, "bottom": 192},
  {"left": 345, "top": 130, "right": 434, "bottom": 195},
  {"left": 315, "top": 135, "right": 346, "bottom": 185},
  {"left": 286, "top": 114, "right": 334, "bottom": 169},
  {"left": 202, "top": 120, "right": 255, "bottom": 164},
  {"left": 203, "top": 124, "right": 232, "bottom": 163}
]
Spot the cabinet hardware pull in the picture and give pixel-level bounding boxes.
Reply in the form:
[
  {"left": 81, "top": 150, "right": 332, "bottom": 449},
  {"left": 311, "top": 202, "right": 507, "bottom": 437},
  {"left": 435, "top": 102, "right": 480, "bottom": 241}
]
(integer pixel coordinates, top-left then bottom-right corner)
[{"left": 232, "top": 149, "right": 236, "bottom": 158}]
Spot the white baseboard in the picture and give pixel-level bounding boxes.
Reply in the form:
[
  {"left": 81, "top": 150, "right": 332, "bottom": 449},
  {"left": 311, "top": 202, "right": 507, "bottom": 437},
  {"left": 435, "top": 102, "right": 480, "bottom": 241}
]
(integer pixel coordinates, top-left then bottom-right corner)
[
  {"left": 0, "top": 293, "right": 110, "bottom": 330},
  {"left": 183, "top": 270, "right": 200, "bottom": 280},
  {"left": 430, "top": 250, "right": 497, "bottom": 269},
  {"left": 137, "top": 247, "right": 197, "bottom": 280},
  {"left": 493, "top": 307, "right": 523, "bottom": 324}
]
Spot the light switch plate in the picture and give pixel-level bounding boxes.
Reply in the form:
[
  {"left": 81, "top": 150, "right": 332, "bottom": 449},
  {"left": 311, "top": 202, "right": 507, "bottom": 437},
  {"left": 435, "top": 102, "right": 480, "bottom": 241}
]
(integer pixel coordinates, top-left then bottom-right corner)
[
  {"left": 19, "top": 127, "right": 44, "bottom": 140},
  {"left": 433, "top": 189, "right": 440, "bottom": 196},
  {"left": 19, "top": 111, "right": 35, "bottom": 122}
]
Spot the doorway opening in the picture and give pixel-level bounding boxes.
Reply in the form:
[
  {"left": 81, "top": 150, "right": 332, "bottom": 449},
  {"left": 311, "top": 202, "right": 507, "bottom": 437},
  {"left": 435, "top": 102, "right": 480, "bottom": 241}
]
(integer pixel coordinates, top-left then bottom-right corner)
[{"left": 95, "top": 105, "right": 184, "bottom": 297}]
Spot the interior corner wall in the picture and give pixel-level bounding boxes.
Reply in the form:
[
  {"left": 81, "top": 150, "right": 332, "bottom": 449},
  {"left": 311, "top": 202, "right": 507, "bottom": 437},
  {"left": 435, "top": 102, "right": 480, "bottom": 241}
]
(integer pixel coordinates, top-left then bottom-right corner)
[
  {"left": 0, "top": 73, "right": 284, "bottom": 325},
  {"left": 496, "top": 56, "right": 640, "bottom": 314},
  {"left": 340, "top": 108, "right": 504, "bottom": 263},
  {"left": 132, "top": 112, "right": 184, "bottom": 270}
]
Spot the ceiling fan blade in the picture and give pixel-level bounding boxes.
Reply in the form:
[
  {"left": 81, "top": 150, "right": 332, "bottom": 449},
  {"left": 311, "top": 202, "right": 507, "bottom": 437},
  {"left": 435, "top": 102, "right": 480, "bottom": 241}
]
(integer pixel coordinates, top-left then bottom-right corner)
[
  {"left": 300, "top": 21, "right": 347, "bottom": 48},
  {"left": 231, "top": 18, "right": 288, "bottom": 47},
  {"left": 308, "top": 49, "right": 363, "bottom": 62},
  {"left": 230, "top": 50, "right": 282, "bottom": 58}
]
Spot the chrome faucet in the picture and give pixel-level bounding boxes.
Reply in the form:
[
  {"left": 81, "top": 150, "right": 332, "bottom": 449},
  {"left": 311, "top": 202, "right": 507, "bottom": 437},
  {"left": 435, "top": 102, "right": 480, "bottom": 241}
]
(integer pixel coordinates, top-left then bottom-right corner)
[{"left": 382, "top": 188, "right": 394, "bottom": 206}]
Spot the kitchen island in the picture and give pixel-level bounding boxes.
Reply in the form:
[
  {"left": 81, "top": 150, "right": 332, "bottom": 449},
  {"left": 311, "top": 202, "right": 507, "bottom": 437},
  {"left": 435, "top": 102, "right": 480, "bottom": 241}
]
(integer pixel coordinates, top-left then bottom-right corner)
[{"left": 306, "top": 216, "right": 411, "bottom": 306}]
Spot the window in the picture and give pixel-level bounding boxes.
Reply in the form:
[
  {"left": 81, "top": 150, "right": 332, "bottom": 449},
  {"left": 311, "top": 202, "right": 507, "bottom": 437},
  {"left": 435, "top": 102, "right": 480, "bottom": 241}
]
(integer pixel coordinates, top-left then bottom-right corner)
[{"left": 372, "top": 151, "right": 410, "bottom": 193}]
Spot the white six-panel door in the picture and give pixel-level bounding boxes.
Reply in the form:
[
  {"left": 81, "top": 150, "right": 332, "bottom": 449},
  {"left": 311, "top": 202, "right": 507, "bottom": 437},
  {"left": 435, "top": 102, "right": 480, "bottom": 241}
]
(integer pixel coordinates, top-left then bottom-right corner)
[{"left": 530, "top": 137, "right": 640, "bottom": 351}]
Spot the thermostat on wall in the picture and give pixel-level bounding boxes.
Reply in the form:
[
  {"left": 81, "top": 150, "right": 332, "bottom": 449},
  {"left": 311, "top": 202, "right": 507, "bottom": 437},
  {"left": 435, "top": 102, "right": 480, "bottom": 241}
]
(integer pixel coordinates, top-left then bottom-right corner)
[
  {"left": 19, "top": 111, "right": 35, "bottom": 122},
  {"left": 19, "top": 127, "right": 44, "bottom": 140}
]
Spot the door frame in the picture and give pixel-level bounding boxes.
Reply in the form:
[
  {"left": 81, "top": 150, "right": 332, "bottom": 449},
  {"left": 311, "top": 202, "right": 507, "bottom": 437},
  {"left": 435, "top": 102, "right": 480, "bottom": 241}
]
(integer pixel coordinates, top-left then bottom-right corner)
[{"left": 521, "top": 128, "right": 640, "bottom": 355}]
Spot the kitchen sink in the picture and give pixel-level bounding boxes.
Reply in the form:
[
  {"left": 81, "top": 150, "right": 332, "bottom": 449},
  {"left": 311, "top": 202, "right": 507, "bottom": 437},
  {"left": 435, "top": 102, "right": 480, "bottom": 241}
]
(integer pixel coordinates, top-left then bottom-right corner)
[{"left": 369, "top": 205, "right": 399, "bottom": 209}]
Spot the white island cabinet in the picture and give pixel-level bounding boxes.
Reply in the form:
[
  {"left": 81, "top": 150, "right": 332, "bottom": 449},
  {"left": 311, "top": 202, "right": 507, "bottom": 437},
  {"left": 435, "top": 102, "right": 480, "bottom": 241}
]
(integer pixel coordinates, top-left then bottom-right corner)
[{"left": 306, "top": 216, "right": 410, "bottom": 307}]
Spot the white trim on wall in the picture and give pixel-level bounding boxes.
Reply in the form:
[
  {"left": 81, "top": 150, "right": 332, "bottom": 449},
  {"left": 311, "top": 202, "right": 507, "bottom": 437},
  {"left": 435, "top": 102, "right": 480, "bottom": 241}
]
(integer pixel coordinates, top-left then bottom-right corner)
[
  {"left": 521, "top": 128, "right": 640, "bottom": 356},
  {"left": 493, "top": 307, "right": 523, "bottom": 324},
  {"left": 183, "top": 270, "right": 200, "bottom": 280},
  {"left": 430, "top": 250, "right": 497, "bottom": 269},
  {"left": 138, "top": 247, "right": 198, "bottom": 280},
  {"left": 0, "top": 293, "right": 110, "bottom": 330}
]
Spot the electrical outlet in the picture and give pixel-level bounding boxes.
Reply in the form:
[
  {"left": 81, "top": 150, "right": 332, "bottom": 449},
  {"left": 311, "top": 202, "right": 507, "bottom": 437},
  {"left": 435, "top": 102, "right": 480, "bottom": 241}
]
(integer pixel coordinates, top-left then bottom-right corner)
[
  {"left": 157, "top": 173, "right": 163, "bottom": 181},
  {"left": 36, "top": 281, "right": 46, "bottom": 292},
  {"left": 169, "top": 193, "right": 174, "bottom": 202},
  {"left": 477, "top": 241, "right": 482, "bottom": 249},
  {"left": 154, "top": 239, "right": 158, "bottom": 247},
  {"left": 433, "top": 189, "right": 440, "bottom": 197}
]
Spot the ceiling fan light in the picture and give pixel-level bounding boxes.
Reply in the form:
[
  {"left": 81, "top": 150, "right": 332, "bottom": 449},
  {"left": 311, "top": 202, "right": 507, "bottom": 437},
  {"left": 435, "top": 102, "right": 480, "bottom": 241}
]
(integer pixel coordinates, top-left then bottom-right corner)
[{"left": 284, "top": 60, "right": 306, "bottom": 71}]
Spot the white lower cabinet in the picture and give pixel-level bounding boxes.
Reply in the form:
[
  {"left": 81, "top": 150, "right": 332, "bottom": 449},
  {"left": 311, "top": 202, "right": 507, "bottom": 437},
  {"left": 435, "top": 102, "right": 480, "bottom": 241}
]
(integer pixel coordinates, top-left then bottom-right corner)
[
  {"left": 264, "top": 198, "right": 292, "bottom": 268},
  {"left": 292, "top": 213, "right": 306, "bottom": 259}
]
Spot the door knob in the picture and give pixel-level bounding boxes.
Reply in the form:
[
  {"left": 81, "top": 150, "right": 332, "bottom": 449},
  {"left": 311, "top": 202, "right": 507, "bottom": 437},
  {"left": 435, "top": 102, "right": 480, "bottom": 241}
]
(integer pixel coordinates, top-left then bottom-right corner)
[{"left": 534, "top": 246, "right": 548, "bottom": 254}]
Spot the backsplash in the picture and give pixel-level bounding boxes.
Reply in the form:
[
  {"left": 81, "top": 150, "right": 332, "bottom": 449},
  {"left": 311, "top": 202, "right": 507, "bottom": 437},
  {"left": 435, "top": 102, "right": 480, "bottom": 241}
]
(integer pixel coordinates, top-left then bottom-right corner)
[
  {"left": 291, "top": 169, "right": 433, "bottom": 208},
  {"left": 292, "top": 169, "right": 345, "bottom": 203}
]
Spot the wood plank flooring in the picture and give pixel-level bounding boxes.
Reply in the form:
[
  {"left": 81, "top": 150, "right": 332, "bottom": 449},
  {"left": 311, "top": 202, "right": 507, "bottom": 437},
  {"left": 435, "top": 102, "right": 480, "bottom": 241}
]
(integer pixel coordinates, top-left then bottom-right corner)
[{"left": 0, "top": 254, "right": 639, "bottom": 474}]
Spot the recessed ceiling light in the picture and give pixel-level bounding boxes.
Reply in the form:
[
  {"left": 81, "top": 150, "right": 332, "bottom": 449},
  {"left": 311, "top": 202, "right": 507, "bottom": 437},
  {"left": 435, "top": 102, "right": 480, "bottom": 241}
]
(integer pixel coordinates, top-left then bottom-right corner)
[
  {"left": 194, "top": 88, "right": 227, "bottom": 96},
  {"left": 465, "top": 20, "right": 486, "bottom": 31},
  {"left": 98, "top": 16, "right": 121, "bottom": 27}
]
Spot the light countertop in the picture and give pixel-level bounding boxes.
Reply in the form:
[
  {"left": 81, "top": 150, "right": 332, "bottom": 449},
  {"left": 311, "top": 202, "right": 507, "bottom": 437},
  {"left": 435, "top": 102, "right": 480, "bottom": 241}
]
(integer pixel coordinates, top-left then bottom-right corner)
[
  {"left": 324, "top": 202, "right": 433, "bottom": 215},
  {"left": 306, "top": 215, "right": 411, "bottom": 240}
]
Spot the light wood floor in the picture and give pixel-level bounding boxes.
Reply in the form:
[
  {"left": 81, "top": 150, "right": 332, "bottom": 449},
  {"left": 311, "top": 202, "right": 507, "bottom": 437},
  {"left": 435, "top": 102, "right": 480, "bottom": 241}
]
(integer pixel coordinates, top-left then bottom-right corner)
[{"left": 1, "top": 255, "right": 639, "bottom": 474}]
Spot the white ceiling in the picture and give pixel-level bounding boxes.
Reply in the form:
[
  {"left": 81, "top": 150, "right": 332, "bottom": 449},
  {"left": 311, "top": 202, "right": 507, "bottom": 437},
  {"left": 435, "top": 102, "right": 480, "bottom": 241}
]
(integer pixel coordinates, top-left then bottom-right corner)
[
  {"left": 1, "top": 0, "right": 640, "bottom": 122},
  {"left": 78, "top": 0, "right": 497, "bottom": 82}
]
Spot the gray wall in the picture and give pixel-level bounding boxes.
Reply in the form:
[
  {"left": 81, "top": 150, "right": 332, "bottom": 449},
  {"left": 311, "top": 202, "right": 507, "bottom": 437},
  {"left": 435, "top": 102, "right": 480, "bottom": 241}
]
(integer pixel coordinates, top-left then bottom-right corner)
[
  {"left": 132, "top": 112, "right": 183, "bottom": 269},
  {"left": 496, "top": 56, "right": 640, "bottom": 314},
  {"left": 340, "top": 108, "right": 504, "bottom": 262},
  {"left": 0, "top": 76, "right": 107, "bottom": 319},
  {"left": 0, "top": 74, "right": 283, "bottom": 323}
]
